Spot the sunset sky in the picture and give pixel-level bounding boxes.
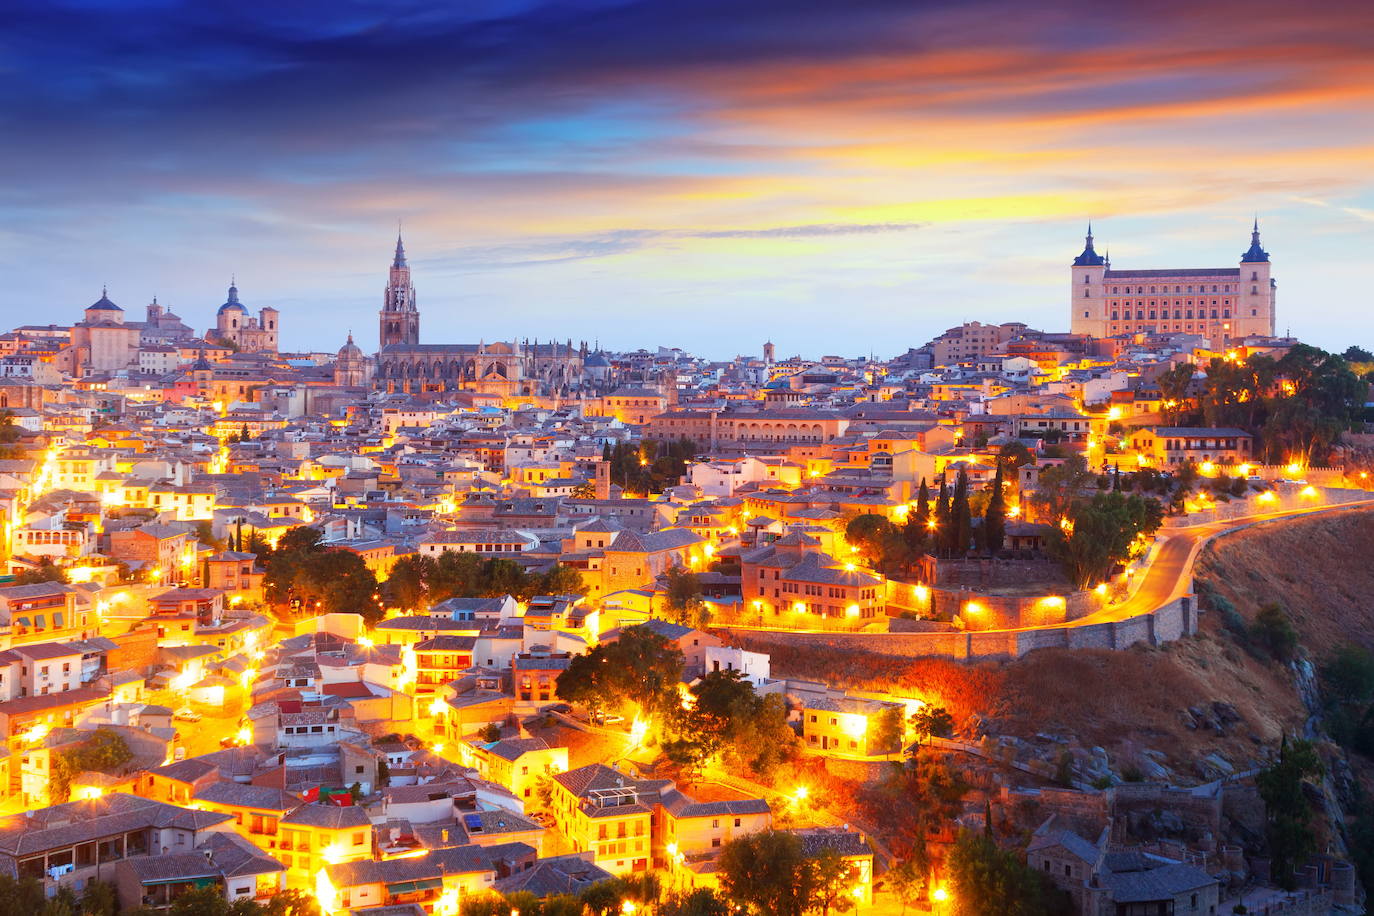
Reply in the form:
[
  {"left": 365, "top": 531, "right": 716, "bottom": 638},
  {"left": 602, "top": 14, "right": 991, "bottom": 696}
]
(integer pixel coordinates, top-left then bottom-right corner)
[{"left": 3, "top": 0, "right": 1373, "bottom": 357}]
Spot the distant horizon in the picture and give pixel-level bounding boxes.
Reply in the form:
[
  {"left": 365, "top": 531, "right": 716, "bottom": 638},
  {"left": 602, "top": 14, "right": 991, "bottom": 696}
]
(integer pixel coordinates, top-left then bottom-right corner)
[{"left": 3, "top": 1, "right": 1371, "bottom": 358}]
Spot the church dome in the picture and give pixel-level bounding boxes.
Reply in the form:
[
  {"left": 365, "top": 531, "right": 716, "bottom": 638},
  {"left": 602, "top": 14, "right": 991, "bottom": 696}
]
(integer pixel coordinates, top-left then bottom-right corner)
[
  {"left": 337, "top": 334, "right": 364, "bottom": 361},
  {"left": 218, "top": 280, "right": 247, "bottom": 315},
  {"left": 89, "top": 288, "right": 122, "bottom": 312}
]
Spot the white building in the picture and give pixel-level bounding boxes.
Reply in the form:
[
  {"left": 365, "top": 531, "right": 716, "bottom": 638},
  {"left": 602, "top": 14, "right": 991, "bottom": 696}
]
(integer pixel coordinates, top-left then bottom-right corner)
[{"left": 703, "top": 646, "right": 771, "bottom": 687}]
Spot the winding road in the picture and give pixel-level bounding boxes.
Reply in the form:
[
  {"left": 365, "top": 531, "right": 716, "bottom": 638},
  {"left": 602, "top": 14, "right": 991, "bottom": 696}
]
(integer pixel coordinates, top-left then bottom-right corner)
[{"left": 1067, "top": 498, "right": 1374, "bottom": 628}]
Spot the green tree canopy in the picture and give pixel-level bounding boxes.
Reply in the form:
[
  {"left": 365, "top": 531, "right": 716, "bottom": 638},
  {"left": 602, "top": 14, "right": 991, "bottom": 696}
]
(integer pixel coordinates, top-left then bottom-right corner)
[
  {"left": 1046, "top": 491, "right": 1163, "bottom": 589},
  {"left": 946, "top": 830, "right": 1071, "bottom": 916},
  {"left": 1257, "top": 738, "right": 1322, "bottom": 890}
]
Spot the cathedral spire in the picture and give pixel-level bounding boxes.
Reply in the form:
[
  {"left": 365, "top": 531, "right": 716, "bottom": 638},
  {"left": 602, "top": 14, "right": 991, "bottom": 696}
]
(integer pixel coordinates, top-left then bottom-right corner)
[{"left": 393, "top": 231, "right": 407, "bottom": 268}]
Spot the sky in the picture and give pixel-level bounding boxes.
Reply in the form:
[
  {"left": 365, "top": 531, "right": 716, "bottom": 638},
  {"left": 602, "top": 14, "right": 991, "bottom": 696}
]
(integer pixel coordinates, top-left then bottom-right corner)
[{"left": 2, "top": 0, "right": 1372, "bottom": 359}]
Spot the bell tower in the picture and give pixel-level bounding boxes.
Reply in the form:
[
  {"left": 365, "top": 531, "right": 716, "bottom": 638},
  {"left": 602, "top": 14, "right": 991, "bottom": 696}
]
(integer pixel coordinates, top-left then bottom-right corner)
[{"left": 379, "top": 232, "right": 420, "bottom": 348}]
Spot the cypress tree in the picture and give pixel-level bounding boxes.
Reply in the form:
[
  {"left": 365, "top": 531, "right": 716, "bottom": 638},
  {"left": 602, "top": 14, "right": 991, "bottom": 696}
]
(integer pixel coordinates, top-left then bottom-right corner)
[
  {"left": 984, "top": 464, "right": 1006, "bottom": 554},
  {"left": 952, "top": 469, "right": 972, "bottom": 558},
  {"left": 935, "top": 477, "right": 950, "bottom": 557},
  {"left": 902, "top": 478, "right": 930, "bottom": 561},
  {"left": 915, "top": 478, "right": 931, "bottom": 533}
]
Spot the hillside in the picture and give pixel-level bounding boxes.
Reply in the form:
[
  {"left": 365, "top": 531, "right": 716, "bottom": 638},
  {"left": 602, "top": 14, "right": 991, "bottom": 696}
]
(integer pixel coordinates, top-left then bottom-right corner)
[
  {"left": 1196, "top": 505, "right": 1374, "bottom": 661},
  {"left": 725, "top": 507, "right": 1374, "bottom": 784}
]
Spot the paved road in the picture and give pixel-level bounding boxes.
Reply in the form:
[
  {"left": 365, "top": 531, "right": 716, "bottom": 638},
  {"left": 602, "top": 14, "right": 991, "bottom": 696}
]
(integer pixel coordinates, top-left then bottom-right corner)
[{"left": 1066, "top": 499, "right": 1374, "bottom": 628}]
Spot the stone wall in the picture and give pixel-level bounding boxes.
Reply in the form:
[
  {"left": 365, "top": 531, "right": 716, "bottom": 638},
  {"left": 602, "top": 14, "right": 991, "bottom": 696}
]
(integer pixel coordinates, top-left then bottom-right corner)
[
  {"left": 716, "top": 595, "right": 1195, "bottom": 661},
  {"left": 886, "top": 578, "right": 1109, "bottom": 630}
]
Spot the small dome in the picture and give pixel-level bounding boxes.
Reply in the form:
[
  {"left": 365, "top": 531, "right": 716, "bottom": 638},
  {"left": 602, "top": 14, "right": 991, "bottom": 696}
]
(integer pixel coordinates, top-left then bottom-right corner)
[
  {"left": 89, "top": 288, "right": 122, "bottom": 312},
  {"left": 585, "top": 352, "right": 610, "bottom": 368},
  {"left": 217, "top": 281, "right": 247, "bottom": 315},
  {"left": 337, "top": 334, "right": 364, "bottom": 360}
]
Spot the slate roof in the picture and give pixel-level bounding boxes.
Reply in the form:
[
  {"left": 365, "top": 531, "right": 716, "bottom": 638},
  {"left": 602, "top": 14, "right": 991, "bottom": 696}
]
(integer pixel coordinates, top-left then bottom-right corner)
[
  {"left": 494, "top": 853, "right": 615, "bottom": 896},
  {"left": 324, "top": 841, "right": 535, "bottom": 887},
  {"left": 1100, "top": 862, "right": 1216, "bottom": 903},
  {"left": 280, "top": 802, "right": 372, "bottom": 829},
  {"left": 484, "top": 737, "right": 551, "bottom": 762},
  {"left": 793, "top": 827, "right": 873, "bottom": 858},
  {"left": 194, "top": 780, "right": 301, "bottom": 812},
  {"left": 0, "top": 793, "right": 232, "bottom": 857}
]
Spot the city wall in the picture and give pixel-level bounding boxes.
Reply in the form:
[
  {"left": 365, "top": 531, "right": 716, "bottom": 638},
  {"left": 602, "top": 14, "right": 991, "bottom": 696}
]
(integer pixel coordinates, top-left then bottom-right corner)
[
  {"left": 717, "top": 492, "right": 1372, "bottom": 662},
  {"left": 718, "top": 595, "right": 1195, "bottom": 661},
  {"left": 886, "top": 579, "right": 1109, "bottom": 630}
]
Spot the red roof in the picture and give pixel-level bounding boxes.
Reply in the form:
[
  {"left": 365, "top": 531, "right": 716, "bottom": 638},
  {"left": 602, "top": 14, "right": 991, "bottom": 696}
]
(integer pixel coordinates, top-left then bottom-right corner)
[{"left": 321, "top": 682, "right": 374, "bottom": 699}]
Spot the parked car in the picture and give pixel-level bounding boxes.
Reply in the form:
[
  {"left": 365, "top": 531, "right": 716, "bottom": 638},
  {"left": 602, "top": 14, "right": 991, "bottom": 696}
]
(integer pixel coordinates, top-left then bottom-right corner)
[
  {"left": 592, "top": 713, "right": 624, "bottom": 726},
  {"left": 174, "top": 708, "right": 202, "bottom": 723}
]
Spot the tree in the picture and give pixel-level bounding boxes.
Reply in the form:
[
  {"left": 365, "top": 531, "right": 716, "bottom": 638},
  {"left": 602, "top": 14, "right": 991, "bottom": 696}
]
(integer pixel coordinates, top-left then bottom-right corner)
[
  {"left": 812, "top": 848, "right": 857, "bottom": 916},
  {"left": 1046, "top": 491, "right": 1163, "bottom": 589},
  {"left": 259, "top": 891, "right": 323, "bottom": 916},
  {"left": 1251, "top": 603, "right": 1299, "bottom": 663},
  {"left": 13, "top": 557, "right": 68, "bottom": 585},
  {"left": 1030, "top": 456, "right": 1095, "bottom": 524},
  {"left": 192, "top": 520, "right": 224, "bottom": 552},
  {"left": 579, "top": 880, "right": 623, "bottom": 916},
  {"left": 570, "top": 480, "right": 597, "bottom": 499},
  {"left": 845, "top": 514, "right": 907, "bottom": 577},
  {"left": 1156, "top": 362, "right": 1197, "bottom": 422},
  {"left": 871, "top": 705, "right": 905, "bottom": 755},
  {"left": 911, "top": 705, "right": 955, "bottom": 742},
  {"left": 80, "top": 880, "right": 119, "bottom": 916},
  {"left": 664, "top": 565, "right": 706, "bottom": 627},
  {"left": 947, "top": 830, "right": 1070, "bottom": 916},
  {"left": 951, "top": 470, "right": 972, "bottom": 558},
  {"left": 901, "top": 480, "right": 930, "bottom": 565},
  {"left": 0, "top": 876, "right": 43, "bottom": 916},
  {"left": 983, "top": 464, "right": 1006, "bottom": 554},
  {"left": 718, "top": 830, "right": 817, "bottom": 916},
  {"left": 1257, "top": 737, "right": 1322, "bottom": 890},
  {"left": 169, "top": 887, "right": 232, "bottom": 916},
  {"left": 1322, "top": 645, "right": 1374, "bottom": 706},
  {"left": 857, "top": 754, "right": 966, "bottom": 883},
  {"left": 668, "top": 669, "right": 797, "bottom": 780},
  {"left": 934, "top": 477, "right": 950, "bottom": 555},
  {"left": 659, "top": 889, "right": 732, "bottom": 916},
  {"left": 1343, "top": 345, "right": 1374, "bottom": 364},
  {"left": 555, "top": 625, "right": 683, "bottom": 721},
  {"left": 382, "top": 554, "right": 431, "bottom": 610},
  {"left": 888, "top": 859, "right": 925, "bottom": 916},
  {"left": 50, "top": 728, "right": 133, "bottom": 804}
]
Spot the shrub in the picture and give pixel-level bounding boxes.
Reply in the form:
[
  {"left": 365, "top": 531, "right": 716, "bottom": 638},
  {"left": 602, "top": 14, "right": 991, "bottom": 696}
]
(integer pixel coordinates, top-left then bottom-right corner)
[{"left": 1251, "top": 603, "right": 1299, "bottom": 662}]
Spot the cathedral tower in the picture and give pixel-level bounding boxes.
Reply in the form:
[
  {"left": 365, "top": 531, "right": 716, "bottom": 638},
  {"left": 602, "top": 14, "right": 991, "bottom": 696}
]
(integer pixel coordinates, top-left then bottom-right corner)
[{"left": 379, "top": 232, "right": 419, "bottom": 348}]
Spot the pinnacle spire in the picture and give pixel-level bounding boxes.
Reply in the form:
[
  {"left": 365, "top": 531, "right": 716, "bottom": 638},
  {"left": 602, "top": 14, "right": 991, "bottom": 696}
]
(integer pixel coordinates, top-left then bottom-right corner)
[
  {"left": 1073, "top": 220, "right": 1105, "bottom": 267},
  {"left": 393, "top": 229, "right": 407, "bottom": 268},
  {"left": 1242, "top": 217, "right": 1269, "bottom": 263}
]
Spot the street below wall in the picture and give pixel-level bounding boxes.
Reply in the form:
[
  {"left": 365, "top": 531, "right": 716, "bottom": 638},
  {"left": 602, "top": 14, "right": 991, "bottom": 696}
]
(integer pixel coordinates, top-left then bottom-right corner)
[{"left": 715, "top": 497, "right": 1374, "bottom": 659}]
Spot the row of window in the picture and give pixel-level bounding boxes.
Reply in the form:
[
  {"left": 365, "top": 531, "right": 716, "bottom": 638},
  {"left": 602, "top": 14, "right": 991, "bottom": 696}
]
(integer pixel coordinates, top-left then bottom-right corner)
[
  {"left": 1112, "top": 308, "right": 1231, "bottom": 320},
  {"left": 1104, "top": 279, "right": 1257, "bottom": 294}
]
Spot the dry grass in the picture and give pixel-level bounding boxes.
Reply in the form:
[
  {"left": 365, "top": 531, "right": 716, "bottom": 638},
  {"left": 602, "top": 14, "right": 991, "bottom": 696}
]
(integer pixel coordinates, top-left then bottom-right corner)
[
  {"left": 987, "top": 638, "right": 1301, "bottom": 768},
  {"left": 1196, "top": 505, "right": 1374, "bottom": 660}
]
